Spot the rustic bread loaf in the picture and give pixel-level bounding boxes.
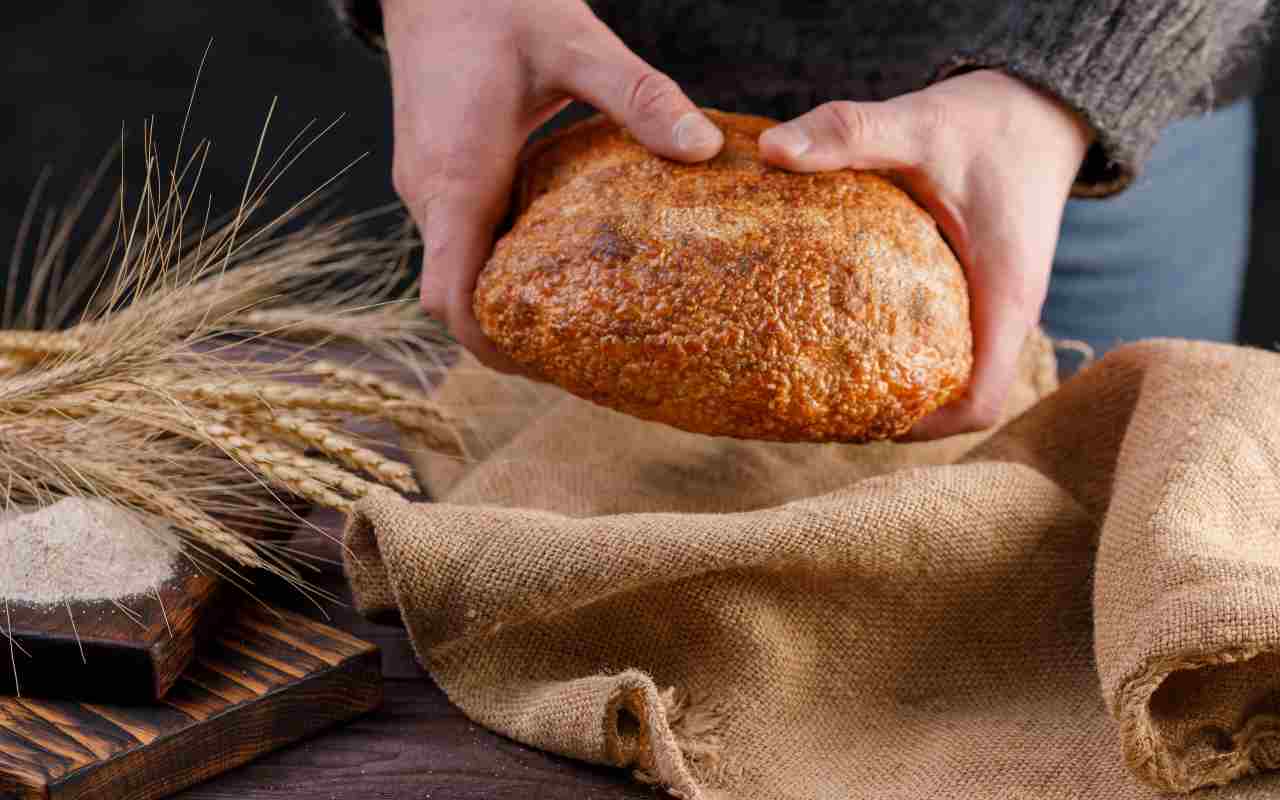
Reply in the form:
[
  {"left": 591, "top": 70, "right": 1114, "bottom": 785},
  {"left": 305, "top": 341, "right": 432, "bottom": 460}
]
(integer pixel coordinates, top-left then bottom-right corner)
[{"left": 474, "top": 110, "right": 973, "bottom": 442}]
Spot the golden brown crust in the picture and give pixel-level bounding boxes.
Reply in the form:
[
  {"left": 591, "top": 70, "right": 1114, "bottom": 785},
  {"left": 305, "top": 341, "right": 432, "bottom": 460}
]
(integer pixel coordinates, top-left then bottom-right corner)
[{"left": 475, "top": 110, "right": 973, "bottom": 443}]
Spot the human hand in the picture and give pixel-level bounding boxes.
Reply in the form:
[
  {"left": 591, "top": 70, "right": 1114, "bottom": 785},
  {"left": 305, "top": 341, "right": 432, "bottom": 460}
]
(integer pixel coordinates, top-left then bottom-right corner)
[
  {"left": 382, "top": 0, "right": 724, "bottom": 369},
  {"left": 757, "top": 69, "right": 1093, "bottom": 439}
]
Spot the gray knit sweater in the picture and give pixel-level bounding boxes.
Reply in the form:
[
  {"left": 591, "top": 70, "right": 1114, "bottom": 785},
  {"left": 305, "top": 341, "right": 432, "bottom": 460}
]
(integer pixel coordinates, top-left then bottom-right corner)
[{"left": 332, "top": 1, "right": 1269, "bottom": 196}]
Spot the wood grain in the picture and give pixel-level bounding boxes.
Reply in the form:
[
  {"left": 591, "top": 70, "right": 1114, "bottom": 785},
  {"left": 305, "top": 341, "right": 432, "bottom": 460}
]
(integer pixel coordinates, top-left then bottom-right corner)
[
  {"left": 172, "top": 679, "right": 651, "bottom": 800},
  {"left": 0, "top": 603, "right": 381, "bottom": 800}
]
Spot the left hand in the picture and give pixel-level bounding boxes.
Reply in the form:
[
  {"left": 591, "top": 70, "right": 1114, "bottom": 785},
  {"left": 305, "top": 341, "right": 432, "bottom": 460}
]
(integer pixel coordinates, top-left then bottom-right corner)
[{"left": 758, "top": 69, "right": 1094, "bottom": 440}]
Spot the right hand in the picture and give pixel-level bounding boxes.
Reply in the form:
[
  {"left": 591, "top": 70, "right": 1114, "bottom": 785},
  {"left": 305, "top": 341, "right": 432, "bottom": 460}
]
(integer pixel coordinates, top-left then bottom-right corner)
[{"left": 382, "top": 0, "right": 724, "bottom": 369}]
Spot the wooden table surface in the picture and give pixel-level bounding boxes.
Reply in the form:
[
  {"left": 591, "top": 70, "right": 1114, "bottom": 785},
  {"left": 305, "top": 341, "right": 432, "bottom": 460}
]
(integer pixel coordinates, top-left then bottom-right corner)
[{"left": 171, "top": 509, "right": 654, "bottom": 800}]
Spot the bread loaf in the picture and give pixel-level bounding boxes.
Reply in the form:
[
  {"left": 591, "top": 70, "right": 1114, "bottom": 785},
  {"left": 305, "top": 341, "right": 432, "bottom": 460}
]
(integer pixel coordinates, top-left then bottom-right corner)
[{"left": 474, "top": 110, "right": 973, "bottom": 442}]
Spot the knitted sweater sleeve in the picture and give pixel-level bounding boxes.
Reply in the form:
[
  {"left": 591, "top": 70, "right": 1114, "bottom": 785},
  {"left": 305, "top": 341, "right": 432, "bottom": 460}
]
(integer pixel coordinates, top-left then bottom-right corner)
[
  {"left": 327, "top": 0, "right": 1268, "bottom": 196},
  {"left": 939, "top": 2, "right": 1269, "bottom": 195}
]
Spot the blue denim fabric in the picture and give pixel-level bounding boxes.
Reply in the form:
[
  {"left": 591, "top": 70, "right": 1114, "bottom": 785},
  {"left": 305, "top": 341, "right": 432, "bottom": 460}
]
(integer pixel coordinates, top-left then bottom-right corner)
[{"left": 1043, "top": 99, "right": 1256, "bottom": 374}]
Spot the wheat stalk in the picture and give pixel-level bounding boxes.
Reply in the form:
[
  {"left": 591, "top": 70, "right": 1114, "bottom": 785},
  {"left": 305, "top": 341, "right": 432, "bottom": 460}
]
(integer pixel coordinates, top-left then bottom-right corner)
[
  {"left": 0, "top": 331, "right": 84, "bottom": 361},
  {"left": 302, "top": 359, "right": 415, "bottom": 401},
  {"left": 0, "top": 99, "right": 462, "bottom": 594},
  {"left": 196, "top": 420, "right": 357, "bottom": 512},
  {"left": 178, "top": 380, "right": 462, "bottom": 454},
  {"left": 249, "top": 412, "right": 420, "bottom": 493}
]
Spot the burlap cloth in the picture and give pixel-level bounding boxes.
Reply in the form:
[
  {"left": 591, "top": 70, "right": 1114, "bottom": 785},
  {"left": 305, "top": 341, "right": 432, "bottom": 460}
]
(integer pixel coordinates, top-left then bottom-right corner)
[{"left": 344, "top": 331, "right": 1280, "bottom": 799}]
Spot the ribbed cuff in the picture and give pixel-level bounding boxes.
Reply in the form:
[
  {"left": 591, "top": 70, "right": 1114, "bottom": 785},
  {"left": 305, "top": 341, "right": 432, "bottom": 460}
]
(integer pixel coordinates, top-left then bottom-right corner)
[
  {"left": 331, "top": 0, "right": 387, "bottom": 53},
  {"left": 939, "top": 2, "right": 1265, "bottom": 197}
]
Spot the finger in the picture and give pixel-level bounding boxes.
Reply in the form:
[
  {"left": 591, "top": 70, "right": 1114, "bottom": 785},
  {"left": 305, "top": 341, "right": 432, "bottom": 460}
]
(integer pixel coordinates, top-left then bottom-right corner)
[
  {"left": 548, "top": 21, "right": 723, "bottom": 162},
  {"left": 415, "top": 189, "right": 525, "bottom": 373},
  {"left": 394, "top": 130, "right": 524, "bottom": 373},
  {"left": 903, "top": 245, "right": 1048, "bottom": 441},
  {"left": 903, "top": 310, "right": 1028, "bottom": 441},
  {"left": 758, "top": 98, "right": 938, "bottom": 172}
]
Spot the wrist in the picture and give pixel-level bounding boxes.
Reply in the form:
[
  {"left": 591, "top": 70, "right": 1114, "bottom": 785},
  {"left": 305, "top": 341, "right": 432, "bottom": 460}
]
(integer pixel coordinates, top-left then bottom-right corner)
[
  {"left": 963, "top": 68, "right": 1094, "bottom": 181},
  {"left": 1007, "top": 71, "right": 1095, "bottom": 163}
]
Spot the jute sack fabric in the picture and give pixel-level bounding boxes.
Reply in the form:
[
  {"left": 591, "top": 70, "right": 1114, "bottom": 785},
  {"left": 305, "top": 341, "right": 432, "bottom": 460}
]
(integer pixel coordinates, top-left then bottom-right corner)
[{"left": 345, "top": 334, "right": 1280, "bottom": 799}]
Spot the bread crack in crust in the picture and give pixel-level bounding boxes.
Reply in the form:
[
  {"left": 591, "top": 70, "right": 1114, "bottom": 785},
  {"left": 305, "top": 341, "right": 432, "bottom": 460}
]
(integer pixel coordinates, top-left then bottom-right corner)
[{"left": 475, "top": 110, "right": 972, "bottom": 442}]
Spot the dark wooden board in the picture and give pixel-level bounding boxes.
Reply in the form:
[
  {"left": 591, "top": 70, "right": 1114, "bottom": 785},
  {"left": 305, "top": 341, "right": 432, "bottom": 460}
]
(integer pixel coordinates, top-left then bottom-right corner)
[
  {"left": 173, "top": 679, "right": 654, "bottom": 800},
  {"left": 2, "top": 559, "right": 226, "bottom": 704},
  {"left": 0, "top": 603, "right": 381, "bottom": 800},
  {"left": 1, "top": 493, "right": 309, "bottom": 704}
]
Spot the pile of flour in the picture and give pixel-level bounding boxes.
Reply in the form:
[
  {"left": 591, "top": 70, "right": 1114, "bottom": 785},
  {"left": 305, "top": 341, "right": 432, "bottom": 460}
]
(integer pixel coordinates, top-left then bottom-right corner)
[{"left": 0, "top": 497, "right": 177, "bottom": 604}]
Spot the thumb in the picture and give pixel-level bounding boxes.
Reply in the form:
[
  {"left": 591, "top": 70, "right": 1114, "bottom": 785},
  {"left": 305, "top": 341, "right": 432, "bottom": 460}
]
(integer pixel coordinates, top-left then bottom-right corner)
[
  {"left": 552, "top": 21, "right": 723, "bottom": 162},
  {"left": 759, "top": 99, "right": 934, "bottom": 173}
]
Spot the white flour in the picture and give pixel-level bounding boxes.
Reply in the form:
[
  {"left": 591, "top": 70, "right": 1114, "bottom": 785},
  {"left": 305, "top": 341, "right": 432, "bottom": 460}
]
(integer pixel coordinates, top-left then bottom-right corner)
[{"left": 0, "top": 497, "right": 177, "bottom": 604}]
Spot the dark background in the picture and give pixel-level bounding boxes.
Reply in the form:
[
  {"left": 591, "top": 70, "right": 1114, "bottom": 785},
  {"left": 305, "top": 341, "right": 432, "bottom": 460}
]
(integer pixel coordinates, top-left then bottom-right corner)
[{"left": 2, "top": 1, "right": 1277, "bottom": 346}]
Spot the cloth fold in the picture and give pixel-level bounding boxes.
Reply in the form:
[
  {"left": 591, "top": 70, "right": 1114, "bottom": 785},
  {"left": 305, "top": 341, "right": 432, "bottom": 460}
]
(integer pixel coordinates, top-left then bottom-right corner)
[{"left": 345, "top": 335, "right": 1280, "bottom": 798}]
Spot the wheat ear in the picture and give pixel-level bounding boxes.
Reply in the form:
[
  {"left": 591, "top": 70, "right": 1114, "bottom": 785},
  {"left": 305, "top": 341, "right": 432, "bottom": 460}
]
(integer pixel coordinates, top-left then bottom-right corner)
[
  {"left": 0, "top": 330, "right": 86, "bottom": 361},
  {"left": 249, "top": 411, "right": 419, "bottom": 493},
  {"left": 197, "top": 420, "right": 356, "bottom": 512},
  {"left": 302, "top": 359, "right": 415, "bottom": 400},
  {"left": 181, "top": 381, "right": 463, "bottom": 455},
  {"left": 138, "top": 490, "right": 266, "bottom": 568}
]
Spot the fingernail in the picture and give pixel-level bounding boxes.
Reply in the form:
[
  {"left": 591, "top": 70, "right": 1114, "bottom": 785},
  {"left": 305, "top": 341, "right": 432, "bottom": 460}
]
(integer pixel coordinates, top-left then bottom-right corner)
[
  {"left": 762, "top": 125, "right": 810, "bottom": 158},
  {"left": 673, "top": 112, "right": 722, "bottom": 153}
]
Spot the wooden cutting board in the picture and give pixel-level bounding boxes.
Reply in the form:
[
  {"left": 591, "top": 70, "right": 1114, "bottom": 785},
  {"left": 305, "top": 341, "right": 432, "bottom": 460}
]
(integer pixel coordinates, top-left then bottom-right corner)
[
  {"left": 0, "top": 602, "right": 381, "bottom": 800},
  {"left": 1, "top": 497, "right": 308, "bottom": 703},
  {"left": 1, "top": 558, "right": 226, "bottom": 704}
]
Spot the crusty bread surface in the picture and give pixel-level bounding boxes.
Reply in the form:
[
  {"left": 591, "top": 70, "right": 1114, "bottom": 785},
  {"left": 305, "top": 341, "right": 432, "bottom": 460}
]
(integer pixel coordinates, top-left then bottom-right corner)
[{"left": 474, "top": 110, "right": 973, "bottom": 442}]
